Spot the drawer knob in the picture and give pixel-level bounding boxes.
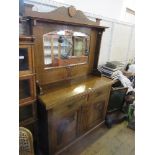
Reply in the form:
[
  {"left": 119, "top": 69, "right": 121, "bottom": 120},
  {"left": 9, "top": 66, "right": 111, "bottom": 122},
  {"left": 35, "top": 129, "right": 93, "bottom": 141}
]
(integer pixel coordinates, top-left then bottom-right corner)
[{"left": 67, "top": 103, "right": 74, "bottom": 108}]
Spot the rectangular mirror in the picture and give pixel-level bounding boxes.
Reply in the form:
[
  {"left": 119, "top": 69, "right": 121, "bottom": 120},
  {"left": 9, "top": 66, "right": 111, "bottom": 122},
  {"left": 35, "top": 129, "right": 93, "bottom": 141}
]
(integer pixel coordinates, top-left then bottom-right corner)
[{"left": 43, "top": 30, "right": 90, "bottom": 68}]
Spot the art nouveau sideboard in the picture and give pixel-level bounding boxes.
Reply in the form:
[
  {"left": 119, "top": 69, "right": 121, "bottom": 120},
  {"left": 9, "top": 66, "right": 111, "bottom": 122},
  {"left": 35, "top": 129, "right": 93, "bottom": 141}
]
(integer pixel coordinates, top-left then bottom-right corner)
[{"left": 21, "top": 4, "right": 114, "bottom": 155}]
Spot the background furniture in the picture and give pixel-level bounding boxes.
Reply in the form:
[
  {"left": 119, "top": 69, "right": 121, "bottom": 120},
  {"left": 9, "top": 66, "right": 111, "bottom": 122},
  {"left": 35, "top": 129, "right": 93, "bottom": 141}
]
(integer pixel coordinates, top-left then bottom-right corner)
[
  {"left": 105, "top": 80, "right": 129, "bottom": 128},
  {"left": 19, "top": 127, "right": 34, "bottom": 155},
  {"left": 107, "top": 81, "right": 128, "bottom": 113},
  {"left": 19, "top": 36, "right": 38, "bottom": 153}
]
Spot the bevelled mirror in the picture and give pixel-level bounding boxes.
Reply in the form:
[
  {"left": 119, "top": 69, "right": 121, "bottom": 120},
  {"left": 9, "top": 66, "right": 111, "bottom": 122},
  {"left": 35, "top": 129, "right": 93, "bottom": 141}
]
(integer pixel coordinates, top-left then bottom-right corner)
[{"left": 43, "top": 30, "right": 90, "bottom": 68}]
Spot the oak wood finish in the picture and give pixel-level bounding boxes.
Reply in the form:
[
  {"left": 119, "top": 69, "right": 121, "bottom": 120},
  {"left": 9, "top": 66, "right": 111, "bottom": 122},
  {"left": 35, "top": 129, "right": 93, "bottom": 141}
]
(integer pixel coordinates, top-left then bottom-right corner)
[
  {"left": 19, "top": 74, "right": 36, "bottom": 105},
  {"left": 19, "top": 101, "right": 37, "bottom": 124},
  {"left": 24, "top": 4, "right": 106, "bottom": 28},
  {"left": 19, "top": 35, "right": 38, "bottom": 154},
  {"left": 24, "top": 4, "right": 107, "bottom": 87},
  {"left": 39, "top": 76, "right": 112, "bottom": 109},
  {"left": 38, "top": 76, "right": 112, "bottom": 154},
  {"left": 19, "top": 44, "right": 33, "bottom": 76},
  {"left": 32, "top": 22, "right": 98, "bottom": 86},
  {"left": 19, "top": 36, "right": 36, "bottom": 105},
  {"left": 23, "top": 5, "right": 112, "bottom": 155}
]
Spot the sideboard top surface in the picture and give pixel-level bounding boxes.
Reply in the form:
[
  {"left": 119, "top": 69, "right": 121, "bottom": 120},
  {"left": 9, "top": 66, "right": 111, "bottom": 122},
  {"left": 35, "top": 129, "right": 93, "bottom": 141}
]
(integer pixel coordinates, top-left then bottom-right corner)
[{"left": 39, "top": 76, "right": 113, "bottom": 110}]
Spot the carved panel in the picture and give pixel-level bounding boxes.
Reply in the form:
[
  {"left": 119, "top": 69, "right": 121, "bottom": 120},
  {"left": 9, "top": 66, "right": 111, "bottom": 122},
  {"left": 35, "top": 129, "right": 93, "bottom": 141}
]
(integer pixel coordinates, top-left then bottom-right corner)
[
  {"left": 51, "top": 110, "right": 79, "bottom": 152},
  {"left": 68, "top": 6, "right": 77, "bottom": 17},
  {"left": 24, "top": 4, "right": 104, "bottom": 27}
]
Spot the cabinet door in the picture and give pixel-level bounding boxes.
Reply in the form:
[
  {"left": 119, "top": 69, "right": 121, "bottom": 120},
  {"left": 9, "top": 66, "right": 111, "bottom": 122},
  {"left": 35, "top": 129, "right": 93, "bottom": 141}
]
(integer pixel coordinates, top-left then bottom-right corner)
[
  {"left": 19, "top": 102, "right": 36, "bottom": 123},
  {"left": 49, "top": 108, "right": 80, "bottom": 153},
  {"left": 19, "top": 75, "right": 36, "bottom": 104},
  {"left": 19, "top": 45, "right": 34, "bottom": 76},
  {"left": 87, "top": 101, "right": 105, "bottom": 128},
  {"left": 79, "top": 88, "right": 109, "bottom": 134},
  {"left": 87, "top": 87, "right": 111, "bottom": 128},
  {"left": 80, "top": 100, "right": 105, "bottom": 134}
]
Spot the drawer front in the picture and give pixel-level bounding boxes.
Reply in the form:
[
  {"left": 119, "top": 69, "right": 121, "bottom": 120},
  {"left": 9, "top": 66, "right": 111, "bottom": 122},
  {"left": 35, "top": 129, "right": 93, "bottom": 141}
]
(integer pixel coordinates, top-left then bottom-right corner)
[
  {"left": 52, "top": 96, "right": 86, "bottom": 117},
  {"left": 89, "top": 87, "right": 108, "bottom": 103}
]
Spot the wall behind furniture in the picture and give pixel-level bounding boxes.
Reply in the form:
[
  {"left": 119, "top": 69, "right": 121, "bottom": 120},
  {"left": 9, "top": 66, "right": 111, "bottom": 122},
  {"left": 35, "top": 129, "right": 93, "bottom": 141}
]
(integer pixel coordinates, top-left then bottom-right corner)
[{"left": 99, "top": 20, "right": 134, "bottom": 65}]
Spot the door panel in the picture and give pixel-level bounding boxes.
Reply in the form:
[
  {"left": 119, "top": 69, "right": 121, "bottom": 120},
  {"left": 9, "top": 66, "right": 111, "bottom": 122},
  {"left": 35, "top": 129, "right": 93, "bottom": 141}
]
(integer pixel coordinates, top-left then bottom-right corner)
[
  {"left": 50, "top": 108, "right": 80, "bottom": 153},
  {"left": 88, "top": 101, "right": 105, "bottom": 128}
]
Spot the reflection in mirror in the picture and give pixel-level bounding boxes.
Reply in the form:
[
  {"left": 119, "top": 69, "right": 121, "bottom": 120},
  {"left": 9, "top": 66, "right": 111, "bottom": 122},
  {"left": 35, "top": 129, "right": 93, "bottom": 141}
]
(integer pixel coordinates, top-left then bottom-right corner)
[{"left": 43, "top": 30, "right": 90, "bottom": 68}]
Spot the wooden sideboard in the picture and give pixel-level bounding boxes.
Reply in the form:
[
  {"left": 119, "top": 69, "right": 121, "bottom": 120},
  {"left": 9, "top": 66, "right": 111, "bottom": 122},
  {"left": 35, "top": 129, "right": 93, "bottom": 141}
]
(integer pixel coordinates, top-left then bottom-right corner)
[
  {"left": 37, "top": 76, "right": 112, "bottom": 154},
  {"left": 22, "top": 4, "right": 113, "bottom": 155}
]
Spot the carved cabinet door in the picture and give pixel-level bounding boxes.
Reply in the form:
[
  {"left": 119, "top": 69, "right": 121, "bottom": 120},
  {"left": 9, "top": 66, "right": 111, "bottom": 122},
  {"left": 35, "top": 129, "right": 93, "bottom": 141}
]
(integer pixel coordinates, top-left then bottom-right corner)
[
  {"left": 87, "top": 88, "right": 109, "bottom": 129},
  {"left": 87, "top": 101, "right": 105, "bottom": 129},
  {"left": 79, "top": 88, "right": 107, "bottom": 134},
  {"left": 80, "top": 100, "right": 105, "bottom": 134},
  {"left": 50, "top": 109, "right": 80, "bottom": 153}
]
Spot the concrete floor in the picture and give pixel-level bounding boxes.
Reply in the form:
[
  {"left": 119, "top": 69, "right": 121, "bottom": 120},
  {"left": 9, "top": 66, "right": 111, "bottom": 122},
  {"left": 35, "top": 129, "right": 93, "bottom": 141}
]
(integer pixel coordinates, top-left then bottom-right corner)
[{"left": 60, "top": 121, "right": 135, "bottom": 155}]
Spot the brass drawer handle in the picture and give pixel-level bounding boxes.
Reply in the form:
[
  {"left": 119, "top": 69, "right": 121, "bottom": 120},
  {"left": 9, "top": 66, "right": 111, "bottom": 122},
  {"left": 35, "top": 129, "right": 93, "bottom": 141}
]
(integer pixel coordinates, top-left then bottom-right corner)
[{"left": 96, "top": 91, "right": 103, "bottom": 96}]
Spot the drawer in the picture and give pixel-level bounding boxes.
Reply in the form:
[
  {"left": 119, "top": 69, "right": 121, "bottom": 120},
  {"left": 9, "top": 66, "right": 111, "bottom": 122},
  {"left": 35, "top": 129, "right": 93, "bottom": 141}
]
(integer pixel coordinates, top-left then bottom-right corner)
[
  {"left": 52, "top": 95, "right": 86, "bottom": 117},
  {"left": 89, "top": 87, "right": 108, "bottom": 103}
]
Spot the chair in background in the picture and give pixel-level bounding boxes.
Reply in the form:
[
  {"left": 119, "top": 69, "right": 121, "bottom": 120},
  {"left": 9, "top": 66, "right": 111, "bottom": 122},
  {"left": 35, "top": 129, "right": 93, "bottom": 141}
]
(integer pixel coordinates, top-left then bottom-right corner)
[{"left": 19, "top": 127, "right": 34, "bottom": 155}]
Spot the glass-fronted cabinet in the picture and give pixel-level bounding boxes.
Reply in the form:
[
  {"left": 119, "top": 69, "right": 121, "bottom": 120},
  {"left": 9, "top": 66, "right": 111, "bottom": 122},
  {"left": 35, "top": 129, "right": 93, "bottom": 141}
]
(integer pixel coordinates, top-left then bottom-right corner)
[
  {"left": 19, "top": 75, "right": 36, "bottom": 104},
  {"left": 19, "top": 103, "right": 36, "bottom": 122},
  {"left": 43, "top": 30, "right": 90, "bottom": 68},
  {"left": 19, "top": 45, "right": 33, "bottom": 75}
]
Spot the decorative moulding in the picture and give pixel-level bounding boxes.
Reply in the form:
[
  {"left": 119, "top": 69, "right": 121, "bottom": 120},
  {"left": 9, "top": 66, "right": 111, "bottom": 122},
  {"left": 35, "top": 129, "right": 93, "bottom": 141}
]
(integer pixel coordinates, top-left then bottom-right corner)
[{"left": 24, "top": 3, "right": 107, "bottom": 29}]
